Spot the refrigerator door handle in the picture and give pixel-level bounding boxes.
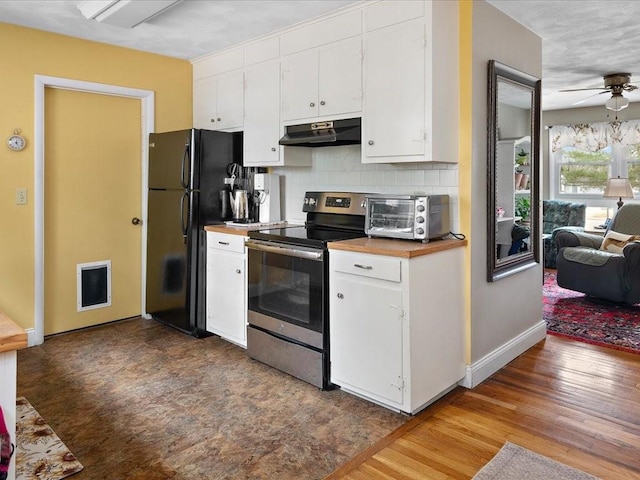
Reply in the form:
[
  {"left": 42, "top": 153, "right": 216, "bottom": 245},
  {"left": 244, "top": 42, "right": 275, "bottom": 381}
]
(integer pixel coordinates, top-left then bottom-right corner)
[
  {"left": 180, "top": 190, "right": 189, "bottom": 244},
  {"left": 180, "top": 142, "right": 190, "bottom": 189}
]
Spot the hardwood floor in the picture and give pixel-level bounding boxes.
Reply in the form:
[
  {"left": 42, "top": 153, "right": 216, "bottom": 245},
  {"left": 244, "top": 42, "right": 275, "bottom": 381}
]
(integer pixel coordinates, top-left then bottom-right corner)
[{"left": 326, "top": 335, "right": 640, "bottom": 480}]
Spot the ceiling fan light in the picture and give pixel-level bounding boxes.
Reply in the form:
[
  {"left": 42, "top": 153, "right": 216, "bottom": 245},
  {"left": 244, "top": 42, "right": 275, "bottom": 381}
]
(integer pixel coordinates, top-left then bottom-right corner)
[{"left": 605, "top": 93, "right": 629, "bottom": 112}]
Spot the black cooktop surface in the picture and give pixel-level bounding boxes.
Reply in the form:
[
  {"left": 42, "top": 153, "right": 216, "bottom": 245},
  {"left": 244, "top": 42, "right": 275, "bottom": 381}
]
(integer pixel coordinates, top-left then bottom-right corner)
[{"left": 248, "top": 226, "right": 366, "bottom": 248}]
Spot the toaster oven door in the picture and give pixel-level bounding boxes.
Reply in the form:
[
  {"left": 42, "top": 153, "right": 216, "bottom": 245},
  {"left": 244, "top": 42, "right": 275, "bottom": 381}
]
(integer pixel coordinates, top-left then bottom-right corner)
[{"left": 366, "top": 198, "right": 416, "bottom": 238}]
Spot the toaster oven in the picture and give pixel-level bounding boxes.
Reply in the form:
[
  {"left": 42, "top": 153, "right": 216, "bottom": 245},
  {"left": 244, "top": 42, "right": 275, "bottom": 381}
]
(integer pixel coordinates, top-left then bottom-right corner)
[{"left": 365, "top": 194, "right": 450, "bottom": 242}]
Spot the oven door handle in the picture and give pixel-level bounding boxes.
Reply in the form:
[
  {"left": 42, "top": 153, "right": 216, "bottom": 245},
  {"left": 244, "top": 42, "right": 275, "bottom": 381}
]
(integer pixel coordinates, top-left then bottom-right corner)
[{"left": 245, "top": 239, "right": 324, "bottom": 261}]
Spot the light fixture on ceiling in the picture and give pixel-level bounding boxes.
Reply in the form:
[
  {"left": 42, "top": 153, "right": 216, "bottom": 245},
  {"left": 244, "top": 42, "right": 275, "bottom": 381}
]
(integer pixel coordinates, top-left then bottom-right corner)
[
  {"left": 77, "top": 0, "right": 182, "bottom": 29},
  {"left": 603, "top": 176, "right": 634, "bottom": 209},
  {"left": 605, "top": 89, "right": 630, "bottom": 112}
]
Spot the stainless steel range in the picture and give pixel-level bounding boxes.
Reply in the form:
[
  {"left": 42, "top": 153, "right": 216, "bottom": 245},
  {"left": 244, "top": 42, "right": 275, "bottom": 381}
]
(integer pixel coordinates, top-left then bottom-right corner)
[{"left": 245, "top": 191, "right": 368, "bottom": 389}]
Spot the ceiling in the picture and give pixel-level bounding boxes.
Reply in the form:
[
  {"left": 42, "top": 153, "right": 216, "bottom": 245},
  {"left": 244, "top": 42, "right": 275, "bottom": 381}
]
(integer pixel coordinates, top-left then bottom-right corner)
[
  {"left": 487, "top": 0, "right": 640, "bottom": 111},
  {"left": 1, "top": 0, "right": 639, "bottom": 111}
]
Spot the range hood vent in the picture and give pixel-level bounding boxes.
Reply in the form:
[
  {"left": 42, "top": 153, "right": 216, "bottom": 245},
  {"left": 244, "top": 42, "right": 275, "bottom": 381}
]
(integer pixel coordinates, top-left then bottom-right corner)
[{"left": 279, "top": 118, "right": 361, "bottom": 148}]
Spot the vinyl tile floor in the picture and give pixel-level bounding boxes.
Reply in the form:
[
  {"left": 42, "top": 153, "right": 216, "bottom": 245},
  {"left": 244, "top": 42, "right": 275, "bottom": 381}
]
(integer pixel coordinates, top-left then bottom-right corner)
[{"left": 17, "top": 317, "right": 407, "bottom": 479}]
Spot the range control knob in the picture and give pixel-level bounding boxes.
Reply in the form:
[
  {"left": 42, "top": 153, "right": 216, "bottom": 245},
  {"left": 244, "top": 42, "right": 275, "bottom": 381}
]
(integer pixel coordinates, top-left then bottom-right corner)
[
  {"left": 416, "top": 216, "right": 425, "bottom": 223},
  {"left": 309, "top": 198, "right": 317, "bottom": 206},
  {"left": 416, "top": 204, "right": 426, "bottom": 212},
  {"left": 416, "top": 228, "right": 425, "bottom": 235},
  {"left": 304, "top": 198, "right": 309, "bottom": 204}
]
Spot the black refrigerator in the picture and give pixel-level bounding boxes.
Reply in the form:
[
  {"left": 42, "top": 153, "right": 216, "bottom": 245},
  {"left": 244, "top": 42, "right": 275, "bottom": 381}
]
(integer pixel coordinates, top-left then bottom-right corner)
[{"left": 146, "top": 129, "right": 242, "bottom": 336}]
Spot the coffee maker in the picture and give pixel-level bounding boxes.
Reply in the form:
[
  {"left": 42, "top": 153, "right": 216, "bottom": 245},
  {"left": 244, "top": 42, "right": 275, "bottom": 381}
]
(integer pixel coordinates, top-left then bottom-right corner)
[{"left": 253, "top": 173, "right": 281, "bottom": 223}]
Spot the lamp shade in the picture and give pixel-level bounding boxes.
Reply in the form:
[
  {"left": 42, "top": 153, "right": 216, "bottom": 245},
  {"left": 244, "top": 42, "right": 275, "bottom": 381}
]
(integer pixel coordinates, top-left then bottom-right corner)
[
  {"left": 605, "top": 93, "right": 630, "bottom": 112},
  {"left": 603, "top": 177, "right": 634, "bottom": 199}
]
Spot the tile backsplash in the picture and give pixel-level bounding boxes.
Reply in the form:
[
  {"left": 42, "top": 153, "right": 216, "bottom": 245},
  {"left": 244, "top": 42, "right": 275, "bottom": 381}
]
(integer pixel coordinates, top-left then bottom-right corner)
[{"left": 271, "top": 146, "right": 460, "bottom": 234}]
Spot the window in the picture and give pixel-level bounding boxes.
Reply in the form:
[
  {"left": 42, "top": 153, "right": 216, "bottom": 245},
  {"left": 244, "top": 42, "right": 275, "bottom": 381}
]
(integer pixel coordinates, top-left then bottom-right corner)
[{"left": 550, "top": 121, "right": 640, "bottom": 199}]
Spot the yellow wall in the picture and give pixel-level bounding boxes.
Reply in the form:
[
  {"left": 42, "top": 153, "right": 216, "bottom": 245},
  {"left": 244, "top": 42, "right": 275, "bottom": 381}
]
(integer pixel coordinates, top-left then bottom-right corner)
[
  {"left": 458, "top": 0, "right": 473, "bottom": 364},
  {"left": 0, "top": 22, "right": 193, "bottom": 330}
]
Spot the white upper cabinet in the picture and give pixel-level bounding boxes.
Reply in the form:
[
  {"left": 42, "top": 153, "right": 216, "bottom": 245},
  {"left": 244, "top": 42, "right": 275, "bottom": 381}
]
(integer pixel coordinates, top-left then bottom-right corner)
[
  {"left": 281, "top": 37, "right": 362, "bottom": 122},
  {"left": 243, "top": 61, "right": 281, "bottom": 166},
  {"left": 363, "top": 18, "right": 426, "bottom": 161},
  {"left": 193, "top": 71, "right": 244, "bottom": 131}
]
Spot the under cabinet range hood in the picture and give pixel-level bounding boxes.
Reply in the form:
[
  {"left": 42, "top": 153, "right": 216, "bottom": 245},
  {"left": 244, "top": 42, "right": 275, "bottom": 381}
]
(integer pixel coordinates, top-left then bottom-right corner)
[{"left": 279, "top": 117, "right": 361, "bottom": 148}]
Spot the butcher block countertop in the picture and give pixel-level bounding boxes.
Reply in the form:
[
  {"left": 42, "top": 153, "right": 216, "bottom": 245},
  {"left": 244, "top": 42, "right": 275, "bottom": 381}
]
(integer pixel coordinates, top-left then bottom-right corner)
[
  {"left": 328, "top": 237, "right": 467, "bottom": 258},
  {"left": 0, "top": 311, "right": 27, "bottom": 353},
  {"left": 204, "top": 222, "right": 292, "bottom": 236}
]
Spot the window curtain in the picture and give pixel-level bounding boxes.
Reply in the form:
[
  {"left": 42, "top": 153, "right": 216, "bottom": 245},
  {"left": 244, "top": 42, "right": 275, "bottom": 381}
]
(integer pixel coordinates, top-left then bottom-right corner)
[{"left": 550, "top": 120, "right": 640, "bottom": 153}]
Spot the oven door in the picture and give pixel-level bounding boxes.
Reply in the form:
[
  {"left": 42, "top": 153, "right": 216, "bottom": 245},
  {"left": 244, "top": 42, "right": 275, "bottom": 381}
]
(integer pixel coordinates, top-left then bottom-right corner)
[{"left": 246, "top": 239, "right": 325, "bottom": 337}]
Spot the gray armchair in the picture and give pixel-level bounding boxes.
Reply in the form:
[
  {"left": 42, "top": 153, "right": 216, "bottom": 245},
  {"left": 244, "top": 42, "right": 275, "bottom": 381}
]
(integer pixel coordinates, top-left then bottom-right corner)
[
  {"left": 555, "top": 203, "right": 640, "bottom": 304},
  {"left": 542, "top": 199, "right": 586, "bottom": 268}
]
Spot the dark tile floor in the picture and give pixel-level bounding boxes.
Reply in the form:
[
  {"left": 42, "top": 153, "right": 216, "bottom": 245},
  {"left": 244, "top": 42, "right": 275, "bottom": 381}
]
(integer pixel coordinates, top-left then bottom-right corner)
[{"left": 17, "top": 318, "right": 407, "bottom": 479}]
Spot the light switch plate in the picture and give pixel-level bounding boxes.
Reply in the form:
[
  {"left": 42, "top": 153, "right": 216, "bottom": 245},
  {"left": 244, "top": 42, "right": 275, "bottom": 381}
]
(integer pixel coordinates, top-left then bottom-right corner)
[{"left": 16, "top": 188, "right": 27, "bottom": 205}]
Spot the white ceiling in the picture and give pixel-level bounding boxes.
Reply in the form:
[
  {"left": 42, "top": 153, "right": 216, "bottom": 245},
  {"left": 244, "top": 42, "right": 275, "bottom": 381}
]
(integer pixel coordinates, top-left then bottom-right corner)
[
  {"left": 487, "top": 0, "right": 640, "bottom": 111},
  {"left": 1, "top": 0, "right": 638, "bottom": 111},
  {"left": 0, "top": 0, "right": 358, "bottom": 59}
]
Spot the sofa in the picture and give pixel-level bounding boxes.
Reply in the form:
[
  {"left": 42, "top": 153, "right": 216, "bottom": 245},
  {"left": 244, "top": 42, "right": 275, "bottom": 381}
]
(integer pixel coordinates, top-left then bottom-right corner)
[
  {"left": 555, "top": 203, "right": 640, "bottom": 304},
  {"left": 542, "top": 200, "right": 586, "bottom": 268}
]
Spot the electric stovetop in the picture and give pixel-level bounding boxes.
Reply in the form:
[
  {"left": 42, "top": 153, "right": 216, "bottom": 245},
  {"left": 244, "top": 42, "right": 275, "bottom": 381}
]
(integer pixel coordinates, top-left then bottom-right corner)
[{"left": 248, "top": 226, "right": 366, "bottom": 249}]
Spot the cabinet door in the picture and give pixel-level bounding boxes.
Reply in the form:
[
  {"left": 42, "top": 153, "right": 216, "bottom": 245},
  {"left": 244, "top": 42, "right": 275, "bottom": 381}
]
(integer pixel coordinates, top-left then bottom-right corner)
[
  {"left": 330, "top": 275, "right": 404, "bottom": 405},
  {"left": 206, "top": 249, "right": 246, "bottom": 347},
  {"left": 363, "top": 18, "right": 425, "bottom": 160},
  {"left": 281, "top": 51, "right": 319, "bottom": 121},
  {"left": 318, "top": 38, "right": 362, "bottom": 117},
  {"left": 215, "top": 72, "right": 244, "bottom": 130},
  {"left": 193, "top": 76, "right": 217, "bottom": 129},
  {"left": 244, "top": 62, "right": 281, "bottom": 166}
]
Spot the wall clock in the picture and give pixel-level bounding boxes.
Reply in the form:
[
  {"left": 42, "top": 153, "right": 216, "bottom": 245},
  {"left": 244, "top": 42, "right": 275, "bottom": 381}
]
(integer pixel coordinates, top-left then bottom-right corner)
[{"left": 7, "top": 131, "right": 26, "bottom": 151}]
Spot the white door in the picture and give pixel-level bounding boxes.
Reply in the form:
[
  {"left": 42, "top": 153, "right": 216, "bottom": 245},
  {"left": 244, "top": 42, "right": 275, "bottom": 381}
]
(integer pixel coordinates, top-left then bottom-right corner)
[
  {"left": 364, "top": 18, "right": 426, "bottom": 158},
  {"left": 331, "top": 275, "right": 404, "bottom": 404},
  {"left": 44, "top": 88, "right": 142, "bottom": 335},
  {"left": 206, "top": 250, "right": 246, "bottom": 346}
]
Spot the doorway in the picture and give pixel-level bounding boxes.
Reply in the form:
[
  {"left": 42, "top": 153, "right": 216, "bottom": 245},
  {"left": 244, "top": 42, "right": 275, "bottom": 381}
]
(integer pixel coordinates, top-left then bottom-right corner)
[{"left": 34, "top": 76, "right": 154, "bottom": 344}]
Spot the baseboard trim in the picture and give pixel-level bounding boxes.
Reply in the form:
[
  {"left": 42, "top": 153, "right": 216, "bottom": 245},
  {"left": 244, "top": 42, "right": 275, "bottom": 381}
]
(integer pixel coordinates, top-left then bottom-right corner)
[
  {"left": 460, "top": 320, "right": 546, "bottom": 389},
  {"left": 26, "top": 328, "right": 37, "bottom": 347}
]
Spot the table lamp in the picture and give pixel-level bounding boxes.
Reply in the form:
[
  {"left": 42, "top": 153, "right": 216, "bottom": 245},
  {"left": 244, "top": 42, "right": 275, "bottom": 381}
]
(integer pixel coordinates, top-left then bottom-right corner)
[{"left": 603, "top": 176, "right": 634, "bottom": 209}]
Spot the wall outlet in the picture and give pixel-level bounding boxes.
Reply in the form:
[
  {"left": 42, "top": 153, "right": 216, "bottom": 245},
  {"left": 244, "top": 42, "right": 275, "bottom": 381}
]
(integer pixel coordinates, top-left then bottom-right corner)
[{"left": 16, "top": 188, "right": 27, "bottom": 205}]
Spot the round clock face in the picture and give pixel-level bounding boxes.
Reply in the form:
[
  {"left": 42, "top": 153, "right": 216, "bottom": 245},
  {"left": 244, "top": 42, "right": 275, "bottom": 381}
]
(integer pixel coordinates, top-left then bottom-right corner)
[{"left": 7, "top": 134, "right": 26, "bottom": 151}]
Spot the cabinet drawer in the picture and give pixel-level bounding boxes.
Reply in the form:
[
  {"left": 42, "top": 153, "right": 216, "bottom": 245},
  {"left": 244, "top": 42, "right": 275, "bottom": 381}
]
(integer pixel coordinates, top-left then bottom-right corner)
[
  {"left": 206, "top": 232, "right": 246, "bottom": 254},
  {"left": 331, "top": 251, "right": 401, "bottom": 282}
]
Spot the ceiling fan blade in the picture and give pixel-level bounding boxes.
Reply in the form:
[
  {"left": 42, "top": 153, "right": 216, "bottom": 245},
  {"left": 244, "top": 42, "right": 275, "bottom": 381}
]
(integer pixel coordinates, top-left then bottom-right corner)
[
  {"left": 572, "top": 90, "right": 609, "bottom": 106},
  {"left": 559, "top": 87, "right": 609, "bottom": 93}
]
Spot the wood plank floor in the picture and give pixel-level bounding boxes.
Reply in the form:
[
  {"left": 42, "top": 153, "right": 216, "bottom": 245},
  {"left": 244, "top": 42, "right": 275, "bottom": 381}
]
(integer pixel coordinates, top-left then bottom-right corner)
[{"left": 326, "top": 335, "right": 640, "bottom": 480}]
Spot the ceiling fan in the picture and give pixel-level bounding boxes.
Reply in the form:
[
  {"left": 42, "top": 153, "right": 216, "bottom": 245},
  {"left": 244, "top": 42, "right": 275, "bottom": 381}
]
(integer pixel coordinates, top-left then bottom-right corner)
[{"left": 560, "top": 73, "right": 638, "bottom": 111}]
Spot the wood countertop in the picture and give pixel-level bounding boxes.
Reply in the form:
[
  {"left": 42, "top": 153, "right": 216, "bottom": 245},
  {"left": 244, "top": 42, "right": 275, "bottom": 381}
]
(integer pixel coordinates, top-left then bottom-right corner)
[
  {"left": 0, "top": 311, "right": 28, "bottom": 353},
  {"left": 204, "top": 222, "right": 292, "bottom": 236},
  {"left": 328, "top": 237, "right": 467, "bottom": 258}
]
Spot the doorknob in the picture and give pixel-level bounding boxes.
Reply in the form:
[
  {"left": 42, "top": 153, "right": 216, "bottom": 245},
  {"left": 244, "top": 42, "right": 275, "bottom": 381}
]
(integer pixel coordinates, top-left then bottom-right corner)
[{"left": 131, "top": 217, "right": 142, "bottom": 225}]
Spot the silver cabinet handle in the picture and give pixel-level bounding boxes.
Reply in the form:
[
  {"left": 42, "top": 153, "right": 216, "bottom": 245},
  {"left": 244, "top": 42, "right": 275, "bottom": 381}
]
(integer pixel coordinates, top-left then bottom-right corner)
[
  {"left": 320, "top": 100, "right": 326, "bottom": 106},
  {"left": 210, "top": 118, "right": 215, "bottom": 123},
  {"left": 131, "top": 217, "right": 142, "bottom": 225},
  {"left": 218, "top": 241, "right": 230, "bottom": 245},
  {"left": 271, "top": 147, "right": 276, "bottom": 152},
  {"left": 337, "top": 293, "right": 344, "bottom": 299},
  {"left": 368, "top": 140, "right": 374, "bottom": 146},
  {"left": 310, "top": 102, "right": 315, "bottom": 107},
  {"left": 236, "top": 269, "right": 241, "bottom": 274},
  {"left": 217, "top": 118, "right": 221, "bottom": 122},
  {"left": 354, "top": 264, "right": 373, "bottom": 270}
]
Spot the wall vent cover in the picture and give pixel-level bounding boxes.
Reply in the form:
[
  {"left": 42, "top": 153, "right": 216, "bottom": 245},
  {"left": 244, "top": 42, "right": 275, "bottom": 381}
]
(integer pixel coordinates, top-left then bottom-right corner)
[{"left": 77, "top": 260, "right": 112, "bottom": 312}]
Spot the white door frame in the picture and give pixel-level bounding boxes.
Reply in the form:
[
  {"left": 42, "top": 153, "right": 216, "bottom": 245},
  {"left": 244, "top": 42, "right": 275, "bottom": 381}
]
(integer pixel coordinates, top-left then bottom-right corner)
[{"left": 34, "top": 75, "right": 154, "bottom": 346}]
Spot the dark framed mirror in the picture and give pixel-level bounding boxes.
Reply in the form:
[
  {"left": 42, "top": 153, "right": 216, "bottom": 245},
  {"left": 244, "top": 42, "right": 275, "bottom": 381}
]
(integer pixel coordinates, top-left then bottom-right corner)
[{"left": 487, "top": 60, "right": 541, "bottom": 281}]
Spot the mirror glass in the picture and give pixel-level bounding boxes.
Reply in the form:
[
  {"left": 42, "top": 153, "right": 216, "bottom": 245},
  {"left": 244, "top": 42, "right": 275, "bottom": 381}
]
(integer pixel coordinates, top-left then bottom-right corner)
[{"left": 487, "top": 60, "right": 541, "bottom": 281}]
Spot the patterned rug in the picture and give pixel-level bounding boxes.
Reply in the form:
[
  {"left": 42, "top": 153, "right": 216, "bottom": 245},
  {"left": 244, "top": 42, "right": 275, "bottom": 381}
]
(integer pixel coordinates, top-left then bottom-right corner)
[
  {"left": 16, "top": 397, "right": 83, "bottom": 480},
  {"left": 544, "top": 271, "right": 640, "bottom": 354},
  {"left": 473, "top": 442, "right": 599, "bottom": 479}
]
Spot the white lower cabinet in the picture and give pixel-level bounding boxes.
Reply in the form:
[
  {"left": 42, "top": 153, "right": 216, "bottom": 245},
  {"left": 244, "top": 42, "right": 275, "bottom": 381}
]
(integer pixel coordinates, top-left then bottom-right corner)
[
  {"left": 206, "top": 232, "right": 247, "bottom": 347},
  {"left": 329, "top": 247, "right": 464, "bottom": 414}
]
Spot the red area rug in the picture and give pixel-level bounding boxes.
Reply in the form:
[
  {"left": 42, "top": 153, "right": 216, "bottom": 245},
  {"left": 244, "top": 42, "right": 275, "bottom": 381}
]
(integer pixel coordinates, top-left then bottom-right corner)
[{"left": 544, "top": 271, "right": 640, "bottom": 354}]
